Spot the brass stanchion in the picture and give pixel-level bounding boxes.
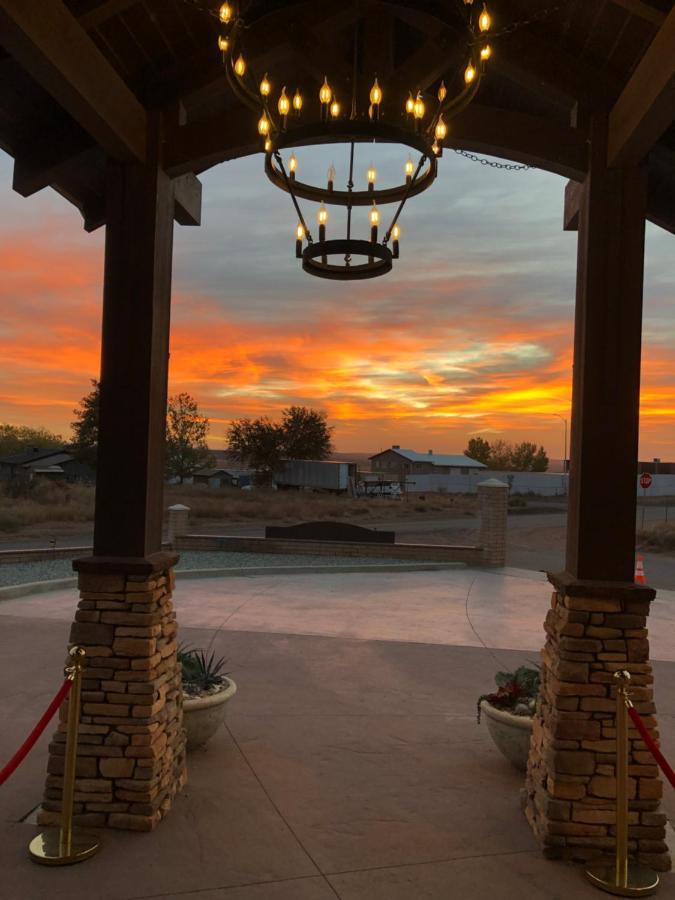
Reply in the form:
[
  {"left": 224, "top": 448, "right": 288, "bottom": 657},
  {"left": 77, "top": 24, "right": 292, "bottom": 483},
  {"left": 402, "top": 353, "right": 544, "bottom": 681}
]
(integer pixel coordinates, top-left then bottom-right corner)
[
  {"left": 29, "top": 646, "right": 101, "bottom": 865},
  {"left": 586, "top": 670, "right": 659, "bottom": 896}
]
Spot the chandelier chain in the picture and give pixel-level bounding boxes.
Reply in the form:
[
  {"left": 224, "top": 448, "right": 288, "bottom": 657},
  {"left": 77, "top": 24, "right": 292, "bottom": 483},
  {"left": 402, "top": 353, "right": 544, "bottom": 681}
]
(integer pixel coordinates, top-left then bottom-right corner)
[{"left": 453, "top": 149, "right": 531, "bottom": 171}]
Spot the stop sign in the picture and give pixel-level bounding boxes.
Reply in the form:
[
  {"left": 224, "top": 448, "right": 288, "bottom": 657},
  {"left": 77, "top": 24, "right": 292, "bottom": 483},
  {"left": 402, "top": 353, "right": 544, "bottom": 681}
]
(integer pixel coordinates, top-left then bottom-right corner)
[{"left": 640, "top": 472, "right": 652, "bottom": 489}]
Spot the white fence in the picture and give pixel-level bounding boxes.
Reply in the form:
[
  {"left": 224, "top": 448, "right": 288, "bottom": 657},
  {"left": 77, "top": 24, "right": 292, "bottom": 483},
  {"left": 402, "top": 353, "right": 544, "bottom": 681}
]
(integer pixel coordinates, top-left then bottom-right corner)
[{"left": 407, "top": 472, "right": 675, "bottom": 497}]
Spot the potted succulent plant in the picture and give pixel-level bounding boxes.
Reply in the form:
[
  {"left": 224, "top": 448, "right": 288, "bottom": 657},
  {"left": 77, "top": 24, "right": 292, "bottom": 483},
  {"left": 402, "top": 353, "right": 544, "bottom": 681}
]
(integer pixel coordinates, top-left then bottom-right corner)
[
  {"left": 179, "top": 645, "right": 237, "bottom": 751},
  {"left": 477, "top": 665, "right": 539, "bottom": 771}
]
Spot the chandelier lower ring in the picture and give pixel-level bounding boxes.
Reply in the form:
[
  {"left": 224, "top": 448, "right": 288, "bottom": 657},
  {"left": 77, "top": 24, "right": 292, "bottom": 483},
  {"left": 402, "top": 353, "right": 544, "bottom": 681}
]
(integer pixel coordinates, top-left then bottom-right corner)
[
  {"left": 265, "top": 120, "right": 438, "bottom": 206},
  {"left": 302, "top": 239, "right": 393, "bottom": 280}
]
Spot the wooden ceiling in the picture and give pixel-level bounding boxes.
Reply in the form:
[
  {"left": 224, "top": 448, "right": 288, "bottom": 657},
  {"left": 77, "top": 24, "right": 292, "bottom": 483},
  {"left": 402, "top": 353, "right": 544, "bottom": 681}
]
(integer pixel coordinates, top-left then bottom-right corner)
[{"left": 0, "top": 0, "right": 673, "bottom": 231}]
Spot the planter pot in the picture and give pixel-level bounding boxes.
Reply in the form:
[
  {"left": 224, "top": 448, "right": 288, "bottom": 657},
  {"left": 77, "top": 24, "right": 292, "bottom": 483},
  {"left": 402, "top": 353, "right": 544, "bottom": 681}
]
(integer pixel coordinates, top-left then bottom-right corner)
[
  {"left": 183, "top": 677, "right": 237, "bottom": 750},
  {"left": 480, "top": 700, "right": 533, "bottom": 771}
]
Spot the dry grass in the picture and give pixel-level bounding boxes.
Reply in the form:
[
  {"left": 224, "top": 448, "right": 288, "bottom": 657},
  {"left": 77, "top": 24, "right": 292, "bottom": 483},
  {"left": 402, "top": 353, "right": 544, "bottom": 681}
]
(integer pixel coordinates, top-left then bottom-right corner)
[
  {"left": 637, "top": 522, "right": 675, "bottom": 552},
  {"left": 0, "top": 480, "right": 477, "bottom": 534},
  {"left": 0, "top": 480, "right": 95, "bottom": 532},
  {"left": 165, "top": 484, "right": 477, "bottom": 524}
]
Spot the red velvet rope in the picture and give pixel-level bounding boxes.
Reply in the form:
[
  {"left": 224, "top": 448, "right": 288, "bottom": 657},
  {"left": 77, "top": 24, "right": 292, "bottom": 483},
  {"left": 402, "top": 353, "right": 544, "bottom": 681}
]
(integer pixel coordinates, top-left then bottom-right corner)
[
  {"left": 627, "top": 705, "right": 675, "bottom": 790},
  {"left": 0, "top": 678, "right": 73, "bottom": 787}
]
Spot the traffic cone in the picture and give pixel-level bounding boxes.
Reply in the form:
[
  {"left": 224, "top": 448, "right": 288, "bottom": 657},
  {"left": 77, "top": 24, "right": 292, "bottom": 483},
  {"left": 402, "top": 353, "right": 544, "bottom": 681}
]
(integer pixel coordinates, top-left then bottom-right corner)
[{"left": 635, "top": 554, "right": 646, "bottom": 585}]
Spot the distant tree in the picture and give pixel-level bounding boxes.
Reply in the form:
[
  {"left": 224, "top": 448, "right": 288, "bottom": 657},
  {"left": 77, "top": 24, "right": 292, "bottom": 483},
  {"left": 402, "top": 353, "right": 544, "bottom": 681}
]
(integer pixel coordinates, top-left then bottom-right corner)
[
  {"left": 281, "top": 406, "right": 334, "bottom": 460},
  {"left": 226, "top": 417, "right": 284, "bottom": 483},
  {"left": 227, "top": 405, "right": 334, "bottom": 483},
  {"left": 0, "top": 423, "right": 64, "bottom": 457},
  {"left": 70, "top": 379, "right": 100, "bottom": 468},
  {"left": 510, "top": 441, "right": 538, "bottom": 471},
  {"left": 487, "top": 439, "right": 513, "bottom": 470},
  {"left": 531, "top": 446, "right": 549, "bottom": 472},
  {"left": 165, "top": 393, "right": 213, "bottom": 482},
  {"left": 464, "top": 436, "right": 491, "bottom": 466}
]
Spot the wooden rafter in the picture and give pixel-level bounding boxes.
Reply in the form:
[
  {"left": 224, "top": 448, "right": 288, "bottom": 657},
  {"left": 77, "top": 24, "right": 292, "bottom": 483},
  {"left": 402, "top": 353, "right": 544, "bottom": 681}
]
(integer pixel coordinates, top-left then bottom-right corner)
[
  {"left": 608, "top": 7, "right": 675, "bottom": 166},
  {"left": 0, "top": 0, "right": 147, "bottom": 162},
  {"left": 609, "top": 0, "right": 666, "bottom": 26},
  {"left": 77, "top": 0, "right": 140, "bottom": 31}
]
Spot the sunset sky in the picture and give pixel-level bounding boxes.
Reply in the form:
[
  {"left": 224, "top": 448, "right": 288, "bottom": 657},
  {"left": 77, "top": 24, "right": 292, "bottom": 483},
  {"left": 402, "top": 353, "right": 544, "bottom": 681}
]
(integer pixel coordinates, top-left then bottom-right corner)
[{"left": 0, "top": 144, "right": 673, "bottom": 460}]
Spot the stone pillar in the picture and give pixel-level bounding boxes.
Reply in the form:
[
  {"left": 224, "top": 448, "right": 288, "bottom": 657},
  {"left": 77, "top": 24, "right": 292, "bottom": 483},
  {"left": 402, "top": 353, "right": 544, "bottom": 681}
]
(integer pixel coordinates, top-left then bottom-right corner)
[
  {"left": 38, "top": 553, "right": 186, "bottom": 831},
  {"left": 477, "top": 478, "right": 508, "bottom": 566},
  {"left": 525, "top": 574, "right": 669, "bottom": 872},
  {"left": 167, "top": 504, "right": 190, "bottom": 547}
]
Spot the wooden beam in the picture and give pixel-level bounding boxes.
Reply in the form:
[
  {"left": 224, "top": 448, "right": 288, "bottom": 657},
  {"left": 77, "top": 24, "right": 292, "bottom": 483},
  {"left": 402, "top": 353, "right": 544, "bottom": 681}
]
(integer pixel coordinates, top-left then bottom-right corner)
[
  {"left": 0, "top": 0, "right": 147, "bottom": 162},
  {"left": 95, "top": 149, "right": 174, "bottom": 557},
  {"left": 609, "top": 0, "right": 666, "bottom": 26},
  {"left": 77, "top": 0, "right": 140, "bottom": 31},
  {"left": 12, "top": 126, "right": 93, "bottom": 197},
  {"left": 608, "top": 7, "right": 675, "bottom": 167},
  {"left": 563, "top": 179, "right": 583, "bottom": 231},
  {"left": 565, "top": 116, "right": 648, "bottom": 582},
  {"left": 173, "top": 173, "right": 202, "bottom": 226},
  {"left": 164, "top": 103, "right": 588, "bottom": 181}
]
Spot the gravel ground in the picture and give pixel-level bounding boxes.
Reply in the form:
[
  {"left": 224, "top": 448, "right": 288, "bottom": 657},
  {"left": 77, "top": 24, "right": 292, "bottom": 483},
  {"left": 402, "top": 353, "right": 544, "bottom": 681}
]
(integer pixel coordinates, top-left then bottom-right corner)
[{"left": 0, "top": 550, "right": 422, "bottom": 588}]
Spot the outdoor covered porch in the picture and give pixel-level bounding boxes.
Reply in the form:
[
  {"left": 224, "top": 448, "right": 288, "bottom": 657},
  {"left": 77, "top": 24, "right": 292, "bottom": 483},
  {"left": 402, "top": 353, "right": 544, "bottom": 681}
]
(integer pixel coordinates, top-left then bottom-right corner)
[{"left": 1, "top": 0, "right": 674, "bottom": 891}]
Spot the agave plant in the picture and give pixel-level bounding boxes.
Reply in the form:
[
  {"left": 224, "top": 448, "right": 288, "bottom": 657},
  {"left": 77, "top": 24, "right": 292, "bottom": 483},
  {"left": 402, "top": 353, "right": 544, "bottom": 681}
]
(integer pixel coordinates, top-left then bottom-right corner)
[
  {"left": 477, "top": 665, "right": 540, "bottom": 723},
  {"left": 178, "top": 642, "right": 229, "bottom": 696}
]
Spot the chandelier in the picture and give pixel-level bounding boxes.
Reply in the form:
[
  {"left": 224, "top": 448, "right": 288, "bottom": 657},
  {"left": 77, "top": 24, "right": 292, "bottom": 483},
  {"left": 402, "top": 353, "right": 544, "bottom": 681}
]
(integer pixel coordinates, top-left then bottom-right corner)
[{"left": 216, "top": 1, "right": 494, "bottom": 280}]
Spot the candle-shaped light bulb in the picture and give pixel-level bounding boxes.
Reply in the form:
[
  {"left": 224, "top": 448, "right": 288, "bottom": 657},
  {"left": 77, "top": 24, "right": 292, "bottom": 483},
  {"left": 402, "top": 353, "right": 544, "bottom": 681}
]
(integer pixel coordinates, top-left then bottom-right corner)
[
  {"left": 292, "top": 89, "right": 303, "bottom": 112},
  {"left": 327, "top": 163, "right": 336, "bottom": 191},
  {"left": 369, "top": 77, "right": 382, "bottom": 106},
  {"left": 405, "top": 91, "right": 415, "bottom": 115},
  {"left": 392, "top": 224, "right": 400, "bottom": 240},
  {"left": 278, "top": 86, "right": 290, "bottom": 116},
  {"left": 317, "top": 203, "right": 328, "bottom": 226},
  {"left": 319, "top": 77, "right": 332, "bottom": 105},
  {"left": 369, "top": 204, "right": 380, "bottom": 227},
  {"left": 434, "top": 113, "right": 447, "bottom": 142},
  {"left": 432, "top": 141, "right": 441, "bottom": 156},
  {"left": 264, "top": 138, "right": 272, "bottom": 153},
  {"left": 413, "top": 92, "right": 425, "bottom": 119},
  {"left": 479, "top": 3, "right": 491, "bottom": 32},
  {"left": 234, "top": 54, "right": 246, "bottom": 77},
  {"left": 367, "top": 164, "right": 377, "bottom": 185},
  {"left": 295, "top": 222, "right": 305, "bottom": 258},
  {"left": 257, "top": 113, "right": 270, "bottom": 136},
  {"left": 219, "top": 2, "right": 233, "bottom": 24},
  {"left": 260, "top": 73, "right": 271, "bottom": 96},
  {"left": 330, "top": 98, "right": 340, "bottom": 118},
  {"left": 438, "top": 80, "right": 447, "bottom": 103},
  {"left": 481, "top": 44, "right": 492, "bottom": 61},
  {"left": 404, "top": 156, "right": 414, "bottom": 179},
  {"left": 217, "top": 35, "right": 229, "bottom": 53},
  {"left": 288, "top": 153, "right": 298, "bottom": 177},
  {"left": 464, "top": 61, "right": 476, "bottom": 84}
]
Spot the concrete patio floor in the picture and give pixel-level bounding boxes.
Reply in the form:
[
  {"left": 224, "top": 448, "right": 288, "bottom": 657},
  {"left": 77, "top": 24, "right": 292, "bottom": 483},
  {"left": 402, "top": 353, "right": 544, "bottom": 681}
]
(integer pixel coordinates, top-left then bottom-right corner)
[{"left": 1, "top": 567, "right": 674, "bottom": 899}]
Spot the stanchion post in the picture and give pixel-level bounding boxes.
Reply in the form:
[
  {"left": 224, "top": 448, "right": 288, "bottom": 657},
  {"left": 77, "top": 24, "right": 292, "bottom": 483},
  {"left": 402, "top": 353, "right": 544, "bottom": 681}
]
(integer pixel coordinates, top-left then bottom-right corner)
[
  {"left": 585, "top": 671, "right": 659, "bottom": 896},
  {"left": 29, "top": 646, "right": 101, "bottom": 866}
]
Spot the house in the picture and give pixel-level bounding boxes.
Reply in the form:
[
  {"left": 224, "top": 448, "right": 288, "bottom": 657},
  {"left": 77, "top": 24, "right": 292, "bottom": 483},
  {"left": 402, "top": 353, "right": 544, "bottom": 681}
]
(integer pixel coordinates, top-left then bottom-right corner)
[
  {"left": 369, "top": 446, "right": 487, "bottom": 480},
  {"left": 0, "top": 447, "right": 94, "bottom": 483},
  {"left": 189, "top": 467, "right": 251, "bottom": 488}
]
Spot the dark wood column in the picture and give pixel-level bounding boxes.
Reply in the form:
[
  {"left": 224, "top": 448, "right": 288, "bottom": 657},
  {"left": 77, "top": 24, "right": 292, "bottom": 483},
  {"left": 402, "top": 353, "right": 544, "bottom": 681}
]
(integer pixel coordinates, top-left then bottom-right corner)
[
  {"left": 93, "top": 128, "right": 174, "bottom": 558},
  {"left": 565, "top": 116, "right": 648, "bottom": 583}
]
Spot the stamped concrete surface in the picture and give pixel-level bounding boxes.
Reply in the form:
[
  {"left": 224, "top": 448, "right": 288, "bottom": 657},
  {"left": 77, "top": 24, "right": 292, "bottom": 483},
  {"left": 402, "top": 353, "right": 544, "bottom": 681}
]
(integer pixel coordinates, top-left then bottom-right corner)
[{"left": 1, "top": 567, "right": 674, "bottom": 899}]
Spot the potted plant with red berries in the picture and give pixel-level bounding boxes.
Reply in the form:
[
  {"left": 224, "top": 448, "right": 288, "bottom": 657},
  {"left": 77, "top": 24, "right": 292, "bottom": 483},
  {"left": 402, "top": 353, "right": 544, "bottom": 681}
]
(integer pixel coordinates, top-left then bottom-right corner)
[{"left": 477, "top": 665, "right": 539, "bottom": 771}]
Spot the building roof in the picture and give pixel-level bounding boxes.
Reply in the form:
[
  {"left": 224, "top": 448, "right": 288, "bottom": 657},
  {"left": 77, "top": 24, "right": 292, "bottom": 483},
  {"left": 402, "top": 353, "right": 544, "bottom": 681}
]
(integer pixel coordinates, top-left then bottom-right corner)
[
  {"left": 0, "top": 446, "right": 69, "bottom": 466},
  {"left": 369, "top": 448, "right": 487, "bottom": 468},
  {"left": 0, "top": 2, "right": 673, "bottom": 233}
]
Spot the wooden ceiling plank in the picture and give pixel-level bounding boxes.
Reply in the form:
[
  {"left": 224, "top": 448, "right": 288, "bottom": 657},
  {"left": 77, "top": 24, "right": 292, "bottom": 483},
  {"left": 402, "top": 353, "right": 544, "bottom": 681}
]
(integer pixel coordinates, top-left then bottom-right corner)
[
  {"left": 78, "top": 0, "right": 140, "bottom": 31},
  {"left": 12, "top": 127, "right": 93, "bottom": 196},
  {"left": 608, "top": 7, "right": 675, "bottom": 166},
  {"left": 608, "top": 0, "right": 666, "bottom": 26},
  {"left": 0, "top": 0, "right": 147, "bottom": 162}
]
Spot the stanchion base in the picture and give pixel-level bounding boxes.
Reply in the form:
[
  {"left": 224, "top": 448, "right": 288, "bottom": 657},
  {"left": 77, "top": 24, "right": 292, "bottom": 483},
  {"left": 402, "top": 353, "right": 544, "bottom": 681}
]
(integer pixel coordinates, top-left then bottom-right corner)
[
  {"left": 585, "top": 862, "right": 659, "bottom": 897},
  {"left": 28, "top": 828, "right": 100, "bottom": 866}
]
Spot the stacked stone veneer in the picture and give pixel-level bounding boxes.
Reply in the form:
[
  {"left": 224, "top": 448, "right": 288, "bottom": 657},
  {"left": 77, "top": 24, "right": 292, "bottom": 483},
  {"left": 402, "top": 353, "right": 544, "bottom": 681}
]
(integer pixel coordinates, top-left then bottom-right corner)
[
  {"left": 38, "top": 556, "right": 186, "bottom": 831},
  {"left": 477, "top": 479, "right": 508, "bottom": 566},
  {"left": 525, "top": 576, "right": 670, "bottom": 872}
]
